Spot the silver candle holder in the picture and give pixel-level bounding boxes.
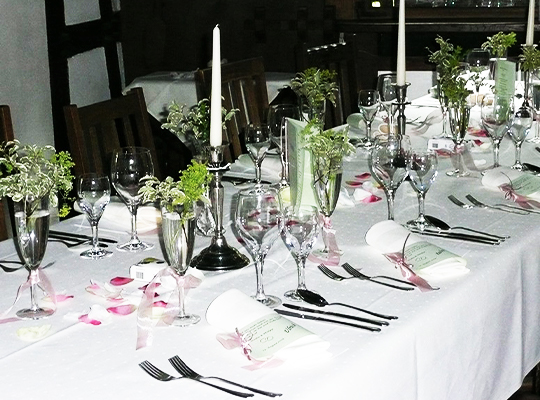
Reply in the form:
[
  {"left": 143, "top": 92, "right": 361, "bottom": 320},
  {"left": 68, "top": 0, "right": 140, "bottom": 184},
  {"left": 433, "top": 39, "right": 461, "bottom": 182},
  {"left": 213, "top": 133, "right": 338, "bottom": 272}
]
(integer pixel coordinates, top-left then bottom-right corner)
[
  {"left": 191, "top": 144, "right": 249, "bottom": 271},
  {"left": 393, "top": 83, "right": 410, "bottom": 138}
]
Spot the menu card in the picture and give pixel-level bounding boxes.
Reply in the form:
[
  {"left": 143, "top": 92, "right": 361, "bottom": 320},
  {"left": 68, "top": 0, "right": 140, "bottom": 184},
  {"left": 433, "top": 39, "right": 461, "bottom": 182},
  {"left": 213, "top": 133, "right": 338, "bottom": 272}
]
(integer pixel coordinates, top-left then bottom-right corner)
[{"left": 482, "top": 166, "right": 540, "bottom": 200}]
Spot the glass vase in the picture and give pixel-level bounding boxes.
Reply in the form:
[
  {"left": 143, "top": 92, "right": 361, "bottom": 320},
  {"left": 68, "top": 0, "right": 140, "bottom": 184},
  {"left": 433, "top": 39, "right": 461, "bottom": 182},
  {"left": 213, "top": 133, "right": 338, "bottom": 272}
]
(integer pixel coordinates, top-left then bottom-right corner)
[{"left": 447, "top": 103, "right": 471, "bottom": 178}]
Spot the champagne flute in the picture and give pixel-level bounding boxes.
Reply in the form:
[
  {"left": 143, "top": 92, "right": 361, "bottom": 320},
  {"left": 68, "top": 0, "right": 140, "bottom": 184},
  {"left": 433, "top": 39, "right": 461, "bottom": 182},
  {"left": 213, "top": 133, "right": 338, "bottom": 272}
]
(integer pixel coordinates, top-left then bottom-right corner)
[
  {"left": 369, "top": 135, "right": 410, "bottom": 220},
  {"left": 405, "top": 149, "right": 438, "bottom": 231},
  {"left": 377, "top": 73, "right": 397, "bottom": 132},
  {"left": 110, "top": 147, "right": 155, "bottom": 252},
  {"left": 77, "top": 174, "right": 113, "bottom": 259},
  {"left": 235, "top": 187, "right": 282, "bottom": 308},
  {"left": 244, "top": 124, "right": 271, "bottom": 188},
  {"left": 481, "top": 95, "right": 512, "bottom": 169},
  {"left": 267, "top": 104, "right": 300, "bottom": 188},
  {"left": 508, "top": 102, "right": 533, "bottom": 171},
  {"left": 281, "top": 205, "right": 320, "bottom": 301},
  {"left": 357, "top": 89, "right": 380, "bottom": 148}
]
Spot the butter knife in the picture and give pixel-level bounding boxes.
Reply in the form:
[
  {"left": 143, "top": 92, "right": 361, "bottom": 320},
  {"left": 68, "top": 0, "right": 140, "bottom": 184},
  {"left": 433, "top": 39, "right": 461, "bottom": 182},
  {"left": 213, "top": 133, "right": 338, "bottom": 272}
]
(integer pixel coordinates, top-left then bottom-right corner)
[
  {"left": 49, "top": 230, "right": 117, "bottom": 244},
  {"left": 408, "top": 227, "right": 501, "bottom": 245},
  {"left": 283, "top": 303, "right": 389, "bottom": 326},
  {"left": 275, "top": 309, "right": 381, "bottom": 332}
]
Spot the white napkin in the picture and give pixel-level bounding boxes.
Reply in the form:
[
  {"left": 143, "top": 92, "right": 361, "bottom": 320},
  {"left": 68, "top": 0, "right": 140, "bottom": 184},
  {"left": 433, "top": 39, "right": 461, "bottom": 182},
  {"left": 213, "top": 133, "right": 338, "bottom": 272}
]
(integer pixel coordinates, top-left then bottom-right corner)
[
  {"left": 365, "top": 220, "right": 468, "bottom": 278},
  {"left": 206, "top": 289, "right": 329, "bottom": 363},
  {"left": 99, "top": 198, "right": 161, "bottom": 234},
  {"left": 482, "top": 167, "right": 540, "bottom": 200},
  {"left": 227, "top": 154, "right": 282, "bottom": 182}
]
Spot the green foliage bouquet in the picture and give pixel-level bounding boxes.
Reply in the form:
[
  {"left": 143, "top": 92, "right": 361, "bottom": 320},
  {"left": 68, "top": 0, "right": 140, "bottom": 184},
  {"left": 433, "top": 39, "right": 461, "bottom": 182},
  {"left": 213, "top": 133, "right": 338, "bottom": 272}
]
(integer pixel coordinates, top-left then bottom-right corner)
[
  {"left": 291, "top": 68, "right": 338, "bottom": 120},
  {"left": 0, "top": 140, "right": 74, "bottom": 217},
  {"left": 481, "top": 31, "right": 516, "bottom": 59}
]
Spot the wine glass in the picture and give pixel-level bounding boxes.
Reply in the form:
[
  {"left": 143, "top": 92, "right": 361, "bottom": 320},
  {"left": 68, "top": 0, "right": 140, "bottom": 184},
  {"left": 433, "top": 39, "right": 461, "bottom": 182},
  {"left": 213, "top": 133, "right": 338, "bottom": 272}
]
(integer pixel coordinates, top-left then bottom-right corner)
[
  {"left": 481, "top": 95, "right": 512, "bottom": 169},
  {"left": 377, "top": 73, "right": 397, "bottom": 132},
  {"left": 528, "top": 73, "right": 540, "bottom": 143},
  {"left": 267, "top": 104, "right": 300, "bottom": 188},
  {"left": 281, "top": 205, "right": 320, "bottom": 301},
  {"left": 508, "top": 102, "right": 533, "bottom": 171},
  {"left": 235, "top": 187, "right": 282, "bottom": 308},
  {"left": 435, "top": 67, "right": 451, "bottom": 139},
  {"left": 405, "top": 149, "right": 438, "bottom": 231},
  {"left": 467, "top": 48, "right": 490, "bottom": 106},
  {"left": 77, "top": 174, "right": 113, "bottom": 259},
  {"left": 357, "top": 89, "right": 380, "bottom": 148},
  {"left": 369, "top": 135, "right": 410, "bottom": 220},
  {"left": 244, "top": 124, "right": 271, "bottom": 188},
  {"left": 110, "top": 147, "right": 155, "bottom": 252}
]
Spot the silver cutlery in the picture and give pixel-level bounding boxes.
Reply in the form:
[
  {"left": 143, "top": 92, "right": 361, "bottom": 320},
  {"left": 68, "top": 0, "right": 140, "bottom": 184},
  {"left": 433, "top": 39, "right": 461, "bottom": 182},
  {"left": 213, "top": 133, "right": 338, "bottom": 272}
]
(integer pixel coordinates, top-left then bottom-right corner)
[
  {"left": 340, "top": 263, "right": 416, "bottom": 290},
  {"left": 448, "top": 195, "right": 473, "bottom": 209},
  {"left": 168, "top": 355, "right": 281, "bottom": 397},
  {"left": 275, "top": 309, "right": 382, "bottom": 332},
  {"left": 0, "top": 260, "right": 23, "bottom": 272},
  {"left": 48, "top": 238, "right": 109, "bottom": 248},
  {"left": 465, "top": 194, "right": 531, "bottom": 215},
  {"left": 49, "top": 230, "right": 117, "bottom": 244},
  {"left": 407, "top": 226, "right": 501, "bottom": 245},
  {"left": 139, "top": 360, "right": 253, "bottom": 398},
  {"left": 424, "top": 215, "right": 509, "bottom": 240},
  {"left": 282, "top": 303, "right": 389, "bottom": 326}
]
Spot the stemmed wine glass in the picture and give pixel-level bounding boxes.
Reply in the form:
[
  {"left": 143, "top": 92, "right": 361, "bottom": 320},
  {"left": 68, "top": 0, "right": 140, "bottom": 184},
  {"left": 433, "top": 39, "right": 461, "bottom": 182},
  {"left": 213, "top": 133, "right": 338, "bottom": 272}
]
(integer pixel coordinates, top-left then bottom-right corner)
[
  {"left": 244, "top": 124, "right": 271, "bottom": 188},
  {"left": 481, "top": 95, "right": 512, "bottom": 169},
  {"left": 369, "top": 135, "right": 411, "bottom": 220},
  {"left": 508, "top": 101, "right": 533, "bottom": 171},
  {"left": 110, "top": 147, "right": 155, "bottom": 251},
  {"left": 267, "top": 104, "right": 300, "bottom": 188},
  {"left": 77, "top": 174, "right": 113, "bottom": 259},
  {"left": 405, "top": 149, "right": 438, "bottom": 231},
  {"left": 235, "top": 187, "right": 282, "bottom": 308},
  {"left": 357, "top": 89, "right": 380, "bottom": 148},
  {"left": 281, "top": 205, "right": 320, "bottom": 301},
  {"left": 466, "top": 48, "right": 490, "bottom": 106},
  {"left": 435, "top": 68, "right": 451, "bottom": 139},
  {"left": 528, "top": 73, "right": 540, "bottom": 143},
  {"left": 377, "top": 73, "right": 397, "bottom": 133}
]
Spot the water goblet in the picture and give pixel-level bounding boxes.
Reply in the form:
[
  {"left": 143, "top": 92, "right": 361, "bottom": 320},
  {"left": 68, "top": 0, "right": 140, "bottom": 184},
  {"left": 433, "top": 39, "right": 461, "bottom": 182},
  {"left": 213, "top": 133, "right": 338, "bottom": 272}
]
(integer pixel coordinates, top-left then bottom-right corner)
[
  {"left": 77, "top": 174, "right": 113, "bottom": 259},
  {"left": 481, "top": 95, "right": 512, "bottom": 169},
  {"left": 235, "top": 187, "right": 282, "bottom": 308},
  {"left": 267, "top": 104, "right": 300, "bottom": 188},
  {"left": 467, "top": 48, "right": 490, "bottom": 106},
  {"left": 369, "top": 135, "right": 411, "bottom": 220},
  {"left": 528, "top": 73, "right": 540, "bottom": 143},
  {"left": 281, "top": 205, "right": 320, "bottom": 301},
  {"left": 377, "top": 73, "right": 397, "bottom": 132},
  {"left": 244, "top": 124, "right": 271, "bottom": 188},
  {"left": 357, "top": 89, "right": 380, "bottom": 148},
  {"left": 110, "top": 147, "right": 155, "bottom": 251},
  {"left": 508, "top": 102, "right": 533, "bottom": 171},
  {"left": 405, "top": 149, "right": 438, "bottom": 231}
]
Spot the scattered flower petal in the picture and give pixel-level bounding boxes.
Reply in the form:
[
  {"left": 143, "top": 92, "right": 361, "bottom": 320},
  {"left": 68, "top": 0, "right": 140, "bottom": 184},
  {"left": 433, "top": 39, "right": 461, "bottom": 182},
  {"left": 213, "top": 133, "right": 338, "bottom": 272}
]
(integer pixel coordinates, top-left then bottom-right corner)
[
  {"left": 79, "top": 314, "right": 101, "bottom": 325},
  {"left": 86, "top": 280, "right": 123, "bottom": 301},
  {"left": 110, "top": 277, "right": 134, "bottom": 286},
  {"left": 153, "top": 300, "right": 168, "bottom": 308},
  {"left": 355, "top": 172, "right": 371, "bottom": 180},
  {"left": 107, "top": 304, "right": 137, "bottom": 315}
]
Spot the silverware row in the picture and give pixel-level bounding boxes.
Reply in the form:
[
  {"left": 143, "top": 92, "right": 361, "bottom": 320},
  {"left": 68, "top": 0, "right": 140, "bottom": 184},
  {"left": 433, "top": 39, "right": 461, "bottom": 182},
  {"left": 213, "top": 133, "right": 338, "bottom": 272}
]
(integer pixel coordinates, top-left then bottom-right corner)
[
  {"left": 449, "top": 194, "right": 540, "bottom": 215},
  {"left": 139, "top": 356, "right": 281, "bottom": 397}
]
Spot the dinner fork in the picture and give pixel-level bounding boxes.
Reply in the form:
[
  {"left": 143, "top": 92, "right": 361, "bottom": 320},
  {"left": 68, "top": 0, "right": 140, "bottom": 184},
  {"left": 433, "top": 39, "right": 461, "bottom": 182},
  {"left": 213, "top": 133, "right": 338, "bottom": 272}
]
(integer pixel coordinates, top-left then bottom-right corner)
[
  {"left": 337, "top": 263, "right": 415, "bottom": 291},
  {"left": 448, "top": 195, "right": 473, "bottom": 209},
  {"left": 139, "top": 360, "right": 253, "bottom": 398},
  {"left": 465, "top": 194, "right": 531, "bottom": 215},
  {"left": 168, "top": 356, "right": 280, "bottom": 397}
]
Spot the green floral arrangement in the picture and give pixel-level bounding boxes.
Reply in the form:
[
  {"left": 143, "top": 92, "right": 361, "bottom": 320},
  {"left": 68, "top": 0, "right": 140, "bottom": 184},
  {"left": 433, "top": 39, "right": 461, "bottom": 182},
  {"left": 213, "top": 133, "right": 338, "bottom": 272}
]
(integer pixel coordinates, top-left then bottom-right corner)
[
  {"left": 0, "top": 140, "right": 74, "bottom": 217},
  {"left": 291, "top": 68, "right": 338, "bottom": 109},
  {"left": 162, "top": 98, "right": 237, "bottom": 152},
  {"left": 481, "top": 31, "right": 516, "bottom": 58},
  {"left": 520, "top": 45, "right": 540, "bottom": 71},
  {"left": 139, "top": 160, "right": 211, "bottom": 222}
]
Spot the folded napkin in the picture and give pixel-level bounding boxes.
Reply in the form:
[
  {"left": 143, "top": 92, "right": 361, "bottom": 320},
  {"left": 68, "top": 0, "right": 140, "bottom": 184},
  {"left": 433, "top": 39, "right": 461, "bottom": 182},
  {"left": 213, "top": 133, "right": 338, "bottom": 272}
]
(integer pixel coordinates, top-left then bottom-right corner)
[
  {"left": 482, "top": 167, "right": 540, "bottom": 205},
  {"left": 206, "top": 289, "right": 329, "bottom": 366},
  {"left": 227, "top": 153, "right": 282, "bottom": 182},
  {"left": 365, "top": 220, "right": 468, "bottom": 279}
]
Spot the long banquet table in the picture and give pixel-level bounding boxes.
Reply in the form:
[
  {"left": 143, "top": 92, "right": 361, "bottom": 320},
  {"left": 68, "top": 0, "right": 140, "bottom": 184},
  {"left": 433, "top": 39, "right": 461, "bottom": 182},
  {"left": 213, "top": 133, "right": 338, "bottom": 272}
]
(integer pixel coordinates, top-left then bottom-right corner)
[{"left": 1, "top": 98, "right": 540, "bottom": 400}]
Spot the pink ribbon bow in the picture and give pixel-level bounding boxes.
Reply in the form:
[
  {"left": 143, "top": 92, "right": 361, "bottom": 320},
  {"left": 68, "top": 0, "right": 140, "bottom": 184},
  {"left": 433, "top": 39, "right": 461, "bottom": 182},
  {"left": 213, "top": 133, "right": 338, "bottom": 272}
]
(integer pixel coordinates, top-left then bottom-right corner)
[
  {"left": 384, "top": 252, "right": 438, "bottom": 293},
  {"left": 499, "top": 183, "right": 540, "bottom": 209}
]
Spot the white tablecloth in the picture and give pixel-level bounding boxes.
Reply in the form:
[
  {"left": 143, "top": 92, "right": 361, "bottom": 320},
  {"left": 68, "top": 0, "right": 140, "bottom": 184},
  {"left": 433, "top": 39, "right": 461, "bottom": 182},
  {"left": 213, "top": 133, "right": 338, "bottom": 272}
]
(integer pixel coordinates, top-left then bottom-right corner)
[
  {"left": 124, "top": 71, "right": 295, "bottom": 122},
  {"left": 1, "top": 98, "right": 540, "bottom": 399}
]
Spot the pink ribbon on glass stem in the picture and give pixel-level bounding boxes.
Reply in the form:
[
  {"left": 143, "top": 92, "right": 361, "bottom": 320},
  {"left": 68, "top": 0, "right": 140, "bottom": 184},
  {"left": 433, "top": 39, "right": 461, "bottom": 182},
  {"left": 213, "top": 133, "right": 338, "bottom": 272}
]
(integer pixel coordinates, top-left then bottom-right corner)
[
  {"left": 499, "top": 183, "right": 540, "bottom": 209},
  {"left": 308, "top": 215, "right": 340, "bottom": 266}
]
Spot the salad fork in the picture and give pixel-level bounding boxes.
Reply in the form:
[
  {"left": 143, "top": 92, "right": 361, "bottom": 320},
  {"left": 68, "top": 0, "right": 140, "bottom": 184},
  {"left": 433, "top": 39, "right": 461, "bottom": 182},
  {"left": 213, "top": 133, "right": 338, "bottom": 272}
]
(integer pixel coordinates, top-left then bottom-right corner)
[
  {"left": 465, "top": 194, "right": 531, "bottom": 215},
  {"left": 339, "top": 263, "right": 415, "bottom": 290},
  {"left": 168, "top": 355, "right": 280, "bottom": 397},
  {"left": 139, "top": 360, "right": 253, "bottom": 398}
]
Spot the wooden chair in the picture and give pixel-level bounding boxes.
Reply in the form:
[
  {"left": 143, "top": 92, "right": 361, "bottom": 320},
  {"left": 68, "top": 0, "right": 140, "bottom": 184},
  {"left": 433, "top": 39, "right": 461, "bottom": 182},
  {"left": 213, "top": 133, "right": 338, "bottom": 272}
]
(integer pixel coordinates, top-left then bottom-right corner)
[
  {"left": 63, "top": 88, "right": 162, "bottom": 179},
  {"left": 195, "top": 57, "right": 269, "bottom": 163},
  {"left": 295, "top": 35, "right": 362, "bottom": 127},
  {"left": 0, "top": 106, "right": 15, "bottom": 241}
]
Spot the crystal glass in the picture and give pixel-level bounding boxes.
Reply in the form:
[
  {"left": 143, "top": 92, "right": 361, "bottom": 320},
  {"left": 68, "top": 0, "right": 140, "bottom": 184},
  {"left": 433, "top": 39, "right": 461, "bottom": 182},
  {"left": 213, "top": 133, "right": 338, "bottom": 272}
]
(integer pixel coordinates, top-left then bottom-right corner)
[
  {"left": 235, "top": 187, "right": 282, "bottom": 308},
  {"left": 508, "top": 102, "right": 533, "bottom": 171},
  {"left": 377, "top": 73, "right": 397, "bottom": 132},
  {"left": 14, "top": 194, "right": 54, "bottom": 319},
  {"left": 369, "top": 135, "right": 410, "bottom": 220},
  {"left": 161, "top": 203, "right": 199, "bottom": 326},
  {"left": 357, "top": 89, "right": 380, "bottom": 148},
  {"left": 244, "top": 124, "right": 271, "bottom": 188},
  {"left": 77, "top": 174, "right": 113, "bottom": 259},
  {"left": 110, "top": 147, "right": 155, "bottom": 251},
  {"left": 467, "top": 48, "right": 490, "bottom": 106},
  {"left": 481, "top": 95, "right": 512, "bottom": 169},
  {"left": 267, "top": 104, "right": 300, "bottom": 188},
  {"left": 528, "top": 72, "right": 540, "bottom": 143},
  {"left": 281, "top": 205, "right": 320, "bottom": 301},
  {"left": 405, "top": 149, "right": 438, "bottom": 231},
  {"left": 447, "top": 103, "right": 472, "bottom": 177}
]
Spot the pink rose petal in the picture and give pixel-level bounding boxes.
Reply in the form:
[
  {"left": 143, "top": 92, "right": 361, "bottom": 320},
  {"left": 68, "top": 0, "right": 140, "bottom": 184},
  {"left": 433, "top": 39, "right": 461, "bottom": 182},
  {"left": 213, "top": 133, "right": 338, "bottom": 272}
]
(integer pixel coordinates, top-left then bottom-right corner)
[
  {"left": 355, "top": 172, "right": 371, "bottom": 180},
  {"left": 153, "top": 300, "right": 168, "bottom": 308},
  {"left": 110, "top": 277, "right": 134, "bottom": 286},
  {"left": 78, "top": 314, "right": 102, "bottom": 325},
  {"left": 362, "top": 194, "right": 382, "bottom": 203},
  {"left": 55, "top": 294, "right": 74, "bottom": 302},
  {"left": 345, "top": 180, "right": 363, "bottom": 187},
  {"left": 107, "top": 304, "right": 137, "bottom": 315}
]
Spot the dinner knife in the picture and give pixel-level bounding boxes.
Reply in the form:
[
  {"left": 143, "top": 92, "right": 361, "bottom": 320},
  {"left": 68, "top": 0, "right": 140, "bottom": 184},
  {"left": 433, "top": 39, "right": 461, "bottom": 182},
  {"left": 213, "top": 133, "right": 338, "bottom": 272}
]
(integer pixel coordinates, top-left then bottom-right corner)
[
  {"left": 523, "top": 163, "right": 540, "bottom": 174},
  {"left": 283, "top": 303, "right": 389, "bottom": 326},
  {"left": 274, "top": 309, "right": 381, "bottom": 332},
  {"left": 49, "top": 230, "right": 117, "bottom": 244},
  {"left": 408, "top": 227, "right": 501, "bottom": 245}
]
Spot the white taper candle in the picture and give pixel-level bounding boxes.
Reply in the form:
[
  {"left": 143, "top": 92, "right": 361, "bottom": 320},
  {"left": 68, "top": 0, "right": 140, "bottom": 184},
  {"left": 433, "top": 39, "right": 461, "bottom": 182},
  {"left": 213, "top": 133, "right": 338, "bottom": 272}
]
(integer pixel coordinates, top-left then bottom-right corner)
[
  {"left": 396, "top": 0, "right": 406, "bottom": 86},
  {"left": 210, "top": 25, "right": 222, "bottom": 147},
  {"left": 526, "top": 0, "right": 535, "bottom": 46}
]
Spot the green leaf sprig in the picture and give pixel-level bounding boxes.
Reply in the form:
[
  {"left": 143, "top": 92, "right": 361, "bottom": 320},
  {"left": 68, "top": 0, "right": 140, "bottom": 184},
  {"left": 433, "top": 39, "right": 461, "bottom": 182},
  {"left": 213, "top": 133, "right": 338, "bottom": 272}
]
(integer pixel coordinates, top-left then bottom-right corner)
[
  {"left": 481, "top": 31, "right": 516, "bottom": 59},
  {"left": 520, "top": 44, "right": 540, "bottom": 71},
  {"left": 291, "top": 68, "right": 338, "bottom": 109}
]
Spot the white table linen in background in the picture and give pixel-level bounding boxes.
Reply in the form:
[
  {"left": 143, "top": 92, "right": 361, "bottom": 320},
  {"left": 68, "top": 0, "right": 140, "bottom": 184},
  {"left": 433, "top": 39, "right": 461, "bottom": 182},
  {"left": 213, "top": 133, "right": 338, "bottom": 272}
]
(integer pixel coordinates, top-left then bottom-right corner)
[{"left": 0, "top": 96, "right": 539, "bottom": 399}]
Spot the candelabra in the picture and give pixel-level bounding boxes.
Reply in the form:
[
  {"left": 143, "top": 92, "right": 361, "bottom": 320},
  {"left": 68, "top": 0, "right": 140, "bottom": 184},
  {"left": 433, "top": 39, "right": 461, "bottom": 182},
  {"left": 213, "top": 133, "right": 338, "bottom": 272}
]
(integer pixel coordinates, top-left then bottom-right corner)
[
  {"left": 394, "top": 83, "right": 410, "bottom": 138},
  {"left": 191, "top": 145, "right": 249, "bottom": 271}
]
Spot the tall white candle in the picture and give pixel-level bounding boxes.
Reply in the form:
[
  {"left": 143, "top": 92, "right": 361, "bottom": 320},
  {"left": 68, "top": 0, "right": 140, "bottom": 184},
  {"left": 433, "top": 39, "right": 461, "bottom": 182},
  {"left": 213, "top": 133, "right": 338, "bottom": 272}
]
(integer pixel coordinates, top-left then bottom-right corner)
[
  {"left": 396, "top": 0, "right": 406, "bottom": 86},
  {"left": 210, "top": 25, "right": 222, "bottom": 147},
  {"left": 526, "top": 0, "right": 535, "bottom": 46}
]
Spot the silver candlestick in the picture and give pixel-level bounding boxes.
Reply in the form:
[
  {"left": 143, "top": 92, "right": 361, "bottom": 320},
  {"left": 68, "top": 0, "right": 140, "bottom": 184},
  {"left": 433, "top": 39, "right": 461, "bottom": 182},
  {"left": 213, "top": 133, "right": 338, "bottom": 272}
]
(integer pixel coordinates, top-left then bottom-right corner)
[
  {"left": 191, "top": 145, "right": 249, "bottom": 271},
  {"left": 393, "top": 83, "right": 410, "bottom": 138}
]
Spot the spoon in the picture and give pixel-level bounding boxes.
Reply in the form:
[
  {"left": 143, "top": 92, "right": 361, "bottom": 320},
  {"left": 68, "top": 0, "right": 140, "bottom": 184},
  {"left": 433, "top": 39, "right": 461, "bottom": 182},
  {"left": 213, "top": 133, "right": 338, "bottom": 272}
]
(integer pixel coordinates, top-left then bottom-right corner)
[
  {"left": 424, "top": 215, "right": 509, "bottom": 240},
  {"left": 296, "top": 289, "right": 397, "bottom": 320}
]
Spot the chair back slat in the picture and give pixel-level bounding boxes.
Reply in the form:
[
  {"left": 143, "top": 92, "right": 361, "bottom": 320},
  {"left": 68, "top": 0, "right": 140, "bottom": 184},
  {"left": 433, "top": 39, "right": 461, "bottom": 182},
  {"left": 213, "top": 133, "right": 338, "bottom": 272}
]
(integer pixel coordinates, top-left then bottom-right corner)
[{"left": 0, "top": 106, "right": 15, "bottom": 240}]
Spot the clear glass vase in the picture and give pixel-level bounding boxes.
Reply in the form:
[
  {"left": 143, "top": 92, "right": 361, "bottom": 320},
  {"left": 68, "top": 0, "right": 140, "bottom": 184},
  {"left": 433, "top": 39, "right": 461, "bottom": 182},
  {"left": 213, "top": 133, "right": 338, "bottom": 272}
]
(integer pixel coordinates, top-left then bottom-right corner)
[{"left": 447, "top": 104, "right": 471, "bottom": 178}]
